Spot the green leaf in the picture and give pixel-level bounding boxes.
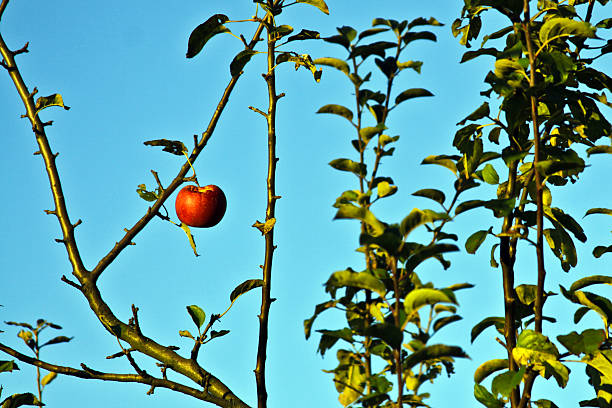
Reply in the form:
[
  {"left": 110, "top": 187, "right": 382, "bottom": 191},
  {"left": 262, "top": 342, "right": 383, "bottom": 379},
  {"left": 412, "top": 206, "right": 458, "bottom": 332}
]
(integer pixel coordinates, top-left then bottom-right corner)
[
  {"left": 412, "top": 189, "right": 445, "bottom": 205},
  {"left": 433, "top": 315, "right": 462, "bottom": 332},
  {"left": 515, "top": 284, "right": 538, "bottom": 306},
  {"left": 179, "top": 223, "right": 199, "bottom": 257},
  {"left": 0, "top": 361, "right": 19, "bottom": 373},
  {"left": 404, "top": 288, "right": 457, "bottom": 317},
  {"left": 400, "top": 208, "right": 448, "bottom": 237},
  {"left": 512, "top": 330, "right": 559, "bottom": 370},
  {"left": 325, "top": 269, "right": 386, "bottom": 298},
  {"left": 543, "top": 360, "right": 570, "bottom": 388},
  {"left": 594, "top": 245, "right": 612, "bottom": 258},
  {"left": 143, "top": 139, "right": 187, "bottom": 156},
  {"left": 287, "top": 29, "right": 320, "bottom": 42},
  {"left": 179, "top": 329, "right": 195, "bottom": 339},
  {"left": 295, "top": 0, "right": 329, "bottom": 14},
  {"left": 532, "top": 399, "right": 560, "bottom": 408},
  {"left": 317, "top": 104, "right": 354, "bottom": 123},
  {"left": 491, "top": 367, "right": 525, "bottom": 398},
  {"left": 364, "top": 323, "right": 403, "bottom": 349},
  {"left": 539, "top": 17, "right": 595, "bottom": 44},
  {"left": 585, "top": 208, "right": 612, "bottom": 216},
  {"left": 229, "top": 50, "right": 257, "bottom": 76},
  {"left": 587, "top": 145, "right": 612, "bottom": 156},
  {"left": 186, "top": 305, "right": 206, "bottom": 329},
  {"left": 40, "top": 336, "right": 72, "bottom": 348},
  {"left": 304, "top": 300, "right": 338, "bottom": 339},
  {"left": 471, "top": 317, "right": 504, "bottom": 343},
  {"left": 544, "top": 227, "right": 576, "bottom": 271},
  {"left": 421, "top": 155, "right": 458, "bottom": 175},
  {"left": 0, "top": 393, "right": 43, "bottom": 408},
  {"left": 358, "top": 27, "right": 389, "bottom": 40},
  {"left": 34, "top": 94, "right": 70, "bottom": 115},
  {"left": 186, "top": 14, "right": 230, "bottom": 58},
  {"left": 403, "top": 344, "right": 468, "bottom": 370},
  {"left": 360, "top": 124, "right": 386, "bottom": 143},
  {"left": 397, "top": 60, "right": 423, "bottom": 73},
  {"left": 570, "top": 275, "right": 612, "bottom": 292},
  {"left": 457, "top": 102, "right": 490, "bottom": 126},
  {"left": 474, "top": 384, "right": 504, "bottom": 408},
  {"left": 313, "top": 57, "right": 349, "bottom": 75},
  {"left": 395, "top": 88, "right": 433, "bottom": 105},
  {"left": 136, "top": 184, "right": 160, "bottom": 202},
  {"left": 544, "top": 207, "right": 586, "bottom": 242},
  {"left": 230, "top": 279, "right": 264, "bottom": 302},
  {"left": 329, "top": 158, "right": 366, "bottom": 177},
  {"left": 474, "top": 359, "right": 508, "bottom": 383},
  {"left": 404, "top": 243, "right": 458, "bottom": 272},
  {"left": 41, "top": 372, "right": 57, "bottom": 387},
  {"left": 402, "top": 31, "right": 437, "bottom": 45},
  {"left": 376, "top": 181, "right": 397, "bottom": 198},
  {"left": 334, "top": 204, "right": 385, "bottom": 236},
  {"left": 482, "top": 164, "right": 499, "bottom": 185},
  {"left": 465, "top": 229, "right": 489, "bottom": 254},
  {"left": 557, "top": 329, "right": 605, "bottom": 355}
]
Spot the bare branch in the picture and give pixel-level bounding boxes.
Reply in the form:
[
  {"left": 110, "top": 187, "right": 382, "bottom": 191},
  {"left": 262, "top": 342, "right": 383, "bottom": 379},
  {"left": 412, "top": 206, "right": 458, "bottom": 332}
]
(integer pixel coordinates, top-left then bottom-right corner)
[{"left": 0, "top": 342, "right": 236, "bottom": 406}]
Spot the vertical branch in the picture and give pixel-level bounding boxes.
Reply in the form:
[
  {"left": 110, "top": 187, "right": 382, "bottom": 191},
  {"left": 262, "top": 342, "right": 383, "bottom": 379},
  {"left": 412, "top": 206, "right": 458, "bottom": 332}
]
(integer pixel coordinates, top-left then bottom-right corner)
[
  {"left": 255, "top": 6, "right": 279, "bottom": 408},
  {"left": 390, "top": 259, "right": 403, "bottom": 407},
  {"left": 522, "top": 0, "right": 545, "bottom": 335}
]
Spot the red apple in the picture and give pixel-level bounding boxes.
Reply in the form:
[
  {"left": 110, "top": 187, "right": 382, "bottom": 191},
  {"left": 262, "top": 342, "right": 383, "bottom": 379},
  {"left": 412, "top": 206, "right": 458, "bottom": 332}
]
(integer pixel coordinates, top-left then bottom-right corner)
[{"left": 175, "top": 184, "right": 227, "bottom": 228}]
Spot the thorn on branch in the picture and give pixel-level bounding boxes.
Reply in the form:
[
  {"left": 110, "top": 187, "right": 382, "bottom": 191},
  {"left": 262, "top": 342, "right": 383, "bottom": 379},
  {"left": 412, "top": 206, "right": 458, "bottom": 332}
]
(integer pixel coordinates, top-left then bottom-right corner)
[
  {"left": 259, "top": 264, "right": 263, "bottom": 269},
  {"left": 240, "top": 34, "right": 248, "bottom": 47},
  {"left": 53, "top": 152, "right": 59, "bottom": 158},
  {"left": 273, "top": 195, "right": 282, "bottom": 200},
  {"left": 42, "top": 120, "right": 53, "bottom": 127},
  {"left": 55, "top": 238, "right": 66, "bottom": 244},
  {"left": 12, "top": 42, "right": 29, "bottom": 56},
  {"left": 20, "top": 114, "right": 27, "bottom": 118},
  {"left": 151, "top": 170, "right": 164, "bottom": 191},
  {"left": 130, "top": 304, "right": 143, "bottom": 336},
  {"left": 248, "top": 106, "right": 267, "bottom": 117},
  {"left": 193, "top": 134, "right": 198, "bottom": 147},
  {"left": 156, "top": 363, "right": 168, "bottom": 380},
  {"left": 276, "top": 93, "right": 285, "bottom": 100},
  {"left": 44, "top": 209, "right": 57, "bottom": 215},
  {"left": 73, "top": 219, "right": 82, "bottom": 228},
  {"left": 30, "top": 87, "right": 38, "bottom": 97},
  {"left": 33, "top": 150, "right": 41, "bottom": 155},
  {"left": 80, "top": 363, "right": 103, "bottom": 375},
  {"left": 128, "top": 241, "right": 136, "bottom": 246},
  {"left": 61, "top": 275, "right": 82, "bottom": 291},
  {"left": 146, "top": 385, "right": 155, "bottom": 395}
]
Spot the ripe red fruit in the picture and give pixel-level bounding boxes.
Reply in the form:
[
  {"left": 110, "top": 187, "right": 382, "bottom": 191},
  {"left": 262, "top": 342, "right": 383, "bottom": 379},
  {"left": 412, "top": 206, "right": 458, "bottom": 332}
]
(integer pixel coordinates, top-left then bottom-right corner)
[{"left": 175, "top": 184, "right": 227, "bottom": 228}]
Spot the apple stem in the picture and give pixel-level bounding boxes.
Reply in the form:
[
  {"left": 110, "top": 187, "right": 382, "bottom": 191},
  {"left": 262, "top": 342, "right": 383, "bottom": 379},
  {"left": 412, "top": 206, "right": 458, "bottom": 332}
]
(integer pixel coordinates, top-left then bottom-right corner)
[{"left": 182, "top": 152, "right": 200, "bottom": 187}]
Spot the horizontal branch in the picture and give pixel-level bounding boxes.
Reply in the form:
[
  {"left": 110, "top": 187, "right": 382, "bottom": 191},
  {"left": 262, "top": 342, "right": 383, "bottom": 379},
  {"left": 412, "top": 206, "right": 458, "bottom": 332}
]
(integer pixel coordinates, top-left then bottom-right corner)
[{"left": 0, "top": 342, "right": 234, "bottom": 407}]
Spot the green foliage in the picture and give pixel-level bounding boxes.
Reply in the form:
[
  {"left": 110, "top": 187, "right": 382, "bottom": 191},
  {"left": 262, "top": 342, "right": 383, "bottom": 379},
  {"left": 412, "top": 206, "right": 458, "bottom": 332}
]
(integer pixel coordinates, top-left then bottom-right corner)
[
  {"left": 450, "top": 0, "right": 612, "bottom": 406},
  {"left": 306, "top": 17, "right": 471, "bottom": 407}
]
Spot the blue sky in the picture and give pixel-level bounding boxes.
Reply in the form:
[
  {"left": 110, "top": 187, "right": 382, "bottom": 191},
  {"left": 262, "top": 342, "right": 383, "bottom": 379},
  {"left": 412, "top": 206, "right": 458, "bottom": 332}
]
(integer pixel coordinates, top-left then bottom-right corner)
[{"left": 1, "top": 1, "right": 611, "bottom": 407}]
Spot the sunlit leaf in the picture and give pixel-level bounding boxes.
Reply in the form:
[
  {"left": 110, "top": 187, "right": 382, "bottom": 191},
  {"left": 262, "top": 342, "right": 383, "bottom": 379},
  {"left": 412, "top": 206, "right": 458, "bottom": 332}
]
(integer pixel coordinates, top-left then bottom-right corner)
[
  {"left": 474, "top": 359, "right": 508, "bottom": 383},
  {"left": 41, "top": 372, "right": 57, "bottom": 387},
  {"left": 186, "top": 305, "right": 206, "bottom": 329},
  {"left": 317, "top": 104, "right": 354, "bottom": 123},
  {"left": 179, "top": 223, "right": 199, "bottom": 256},
  {"left": 313, "top": 57, "right": 349, "bottom": 75},
  {"left": 34, "top": 94, "right": 70, "bottom": 115},
  {"left": 230, "top": 279, "right": 264, "bottom": 302},
  {"left": 325, "top": 269, "right": 386, "bottom": 298},
  {"left": 295, "top": 0, "right": 329, "bottom": 15}
]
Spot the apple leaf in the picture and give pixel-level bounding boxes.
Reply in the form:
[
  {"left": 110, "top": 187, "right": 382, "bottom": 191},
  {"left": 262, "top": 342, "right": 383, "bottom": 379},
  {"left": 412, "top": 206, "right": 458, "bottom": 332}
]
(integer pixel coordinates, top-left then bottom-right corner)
[
  {"left": 0, "top": 361, "right": 19, "bottom": 373},
  {"left": 34, "top": 93, "right": 70, "bottom": 115},
  {"left": 179, "top": 223, "right": 199, "bottom": 256},
  {"left": 295, "top": 0, "right": 329, "bottom": 15},
  {"left": 179, "top": 330, "right": 195, "bottom": 339},
  {"left": 186, "top": 305, "right": 206, "bottom": 330},
  {"left": 186, "top": 14, "right": 230, "bottom": 58},
  {"left": 210, "top": 330, "right": 230, "bottom": 340},
  {"left": 41, "top": 372, "right": 57, "bottom": 387},
  {"left": 230, "top": 50, "right": 257, "bottom": 77},
  {"left": 40, "top": 336, "right": 73, "bottom": 348},
  {"left": 143, "top": 139, "right": 187, "bottom": 156},
  {"left": 252, "top": 218, "right": 276, "bottom": 235},
  {"left": 136, "top": 184, "right": 160, "bottom": 202},
  {"left": 0, "top": 393, "right": 43, "bottom": 407},
  {"left": 230, "top": 279, "right": 264, "bottom": 302}
]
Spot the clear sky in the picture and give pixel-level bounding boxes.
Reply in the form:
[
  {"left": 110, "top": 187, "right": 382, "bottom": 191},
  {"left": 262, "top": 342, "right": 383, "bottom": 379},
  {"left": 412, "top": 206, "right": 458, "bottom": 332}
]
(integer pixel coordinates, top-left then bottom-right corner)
[{"left": 1, "top": 1, "right": 610, "bottom": 407}]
